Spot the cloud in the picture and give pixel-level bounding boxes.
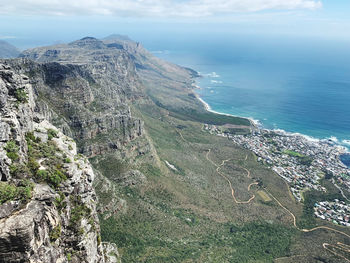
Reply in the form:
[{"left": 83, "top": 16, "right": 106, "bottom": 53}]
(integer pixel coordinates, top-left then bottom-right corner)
[
  {"left": 0, "top": 35, "right": 17, "bottom": 39},
  {"left": 0, "top": 0, "right": 322, "bottom": 17}
]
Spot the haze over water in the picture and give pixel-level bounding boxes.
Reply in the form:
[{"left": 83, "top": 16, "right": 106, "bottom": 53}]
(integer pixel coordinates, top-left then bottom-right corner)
[{"left": 151, "top": 34, "right": 350, "bottom": 148}]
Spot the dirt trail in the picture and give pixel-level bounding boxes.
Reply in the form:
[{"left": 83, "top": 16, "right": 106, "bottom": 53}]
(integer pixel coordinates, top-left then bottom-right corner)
[
  {"left": 206, "top": 149, "right": 257, "bottom": 204},
  {"left": 177, "top": 130, "right": 350, "bottom": 261},
  {"left": 266, "top": 188, "right": 350, "bottom": 262}
]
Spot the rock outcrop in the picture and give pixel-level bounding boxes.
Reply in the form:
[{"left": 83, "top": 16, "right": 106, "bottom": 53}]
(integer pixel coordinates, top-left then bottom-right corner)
[{"left": 0, "top": 64, "right": 119, "bottom": 262}]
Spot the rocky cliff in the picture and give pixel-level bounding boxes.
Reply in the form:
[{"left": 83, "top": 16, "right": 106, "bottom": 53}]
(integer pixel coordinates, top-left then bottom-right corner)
[
  {"left": 0, "top": 64, "right": 119, "bottom": 262},
  {"left": 16, "top": 37, "right": 146, "bottom": 159}
]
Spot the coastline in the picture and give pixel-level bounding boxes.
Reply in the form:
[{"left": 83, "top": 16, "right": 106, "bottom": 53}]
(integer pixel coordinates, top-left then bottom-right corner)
[
  {"left": 194, "top": 92, "right": 260, "bottom": 128},
  {"left": 193, "top": 88, "right": 350, "bottom": 160},
  {"left": 190, "top": 72, "right": 350, "bottom": 152}
]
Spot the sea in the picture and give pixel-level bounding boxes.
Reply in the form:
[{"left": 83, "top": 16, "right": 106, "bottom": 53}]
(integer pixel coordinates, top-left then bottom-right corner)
[{"left": 145, "top": 34, "right": 350, "bottom": 166}]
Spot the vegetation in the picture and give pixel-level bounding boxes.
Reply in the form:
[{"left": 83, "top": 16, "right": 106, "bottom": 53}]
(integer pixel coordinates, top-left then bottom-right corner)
[
  {"left": 69, "top": 195, "right": 92, "bottom": 234},
  {"left": 168, "top": 107, "right": 251, "bottom": 126},
  {"left": 25, "top": 132, "right": 68, "bottom": 188},
  {"left": 297, "top": 179, "right": 345, "bottom": 229},
  {"left": 100, "top": 214, "right": 294, "bottom": 262},
  {"left": 90, "top": 155, "right": 129, "bottom": 181},
  {"left": 283, "top": 150, "right": 304, "bottom": 158},
  {"left": 97, "top": 234, "right": 102, "bottom": 246},
  {"left": 0, "top": 182, "right": 17, "bottom": 204},
  {"left": 5, "top": 140, "right": 19, "bottom": 161},
  {"left": 54, "top": 191, "right": 67, "bottom": 212},
  {"left": 0, "top": 180, "right": 34, "bottom": 205},
  {"left": 283, "top": 150, "right": 313, "bottom": 166},
  {"left": 1, "top": 131, "right": 70, "bottom": 205},
  {"left": 49, "top": 224, "right": 61, "bottom": 242},
  {"left": 89, "top": 101, "right": 307, "bottom": 262},
  {"left": 47, "top": 128, "right": 59, "bottom": 140},
  {"left": 14, "top": 88, "right": 28, "bottom": 103}
]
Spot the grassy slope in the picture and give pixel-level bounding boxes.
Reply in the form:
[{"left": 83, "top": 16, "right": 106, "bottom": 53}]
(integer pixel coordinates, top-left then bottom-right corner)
[
  {"left": 97, "top": 96, "right": 349, "bottom": 262},
  {"left": 97, "top": 59, "right": 349, "bottom": 262}
]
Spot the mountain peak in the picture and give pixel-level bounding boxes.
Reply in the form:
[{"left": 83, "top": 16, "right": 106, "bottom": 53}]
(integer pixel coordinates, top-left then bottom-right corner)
[
  {"left": 81, "top": 36, "right": 98, "bottom": 41},
  {"left": 69, "top": 37, "right": 106, "bottom": 49}
]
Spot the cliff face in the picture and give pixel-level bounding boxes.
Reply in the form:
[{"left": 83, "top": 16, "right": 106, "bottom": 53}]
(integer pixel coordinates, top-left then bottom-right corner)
[
  {"left": 0, "top": 64, "right": 119, "bottom": 262},
  {"left": 15, "top": 37, "right": 146, "bottom": 159}
]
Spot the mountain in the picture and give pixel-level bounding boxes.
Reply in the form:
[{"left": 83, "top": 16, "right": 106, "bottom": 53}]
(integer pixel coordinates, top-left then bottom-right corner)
[
  {"left": 0, "top": 35, "right": 348, "bottom": 262},
  {"left": 0, "top": 40, "right": 20, "bottom": 58}
]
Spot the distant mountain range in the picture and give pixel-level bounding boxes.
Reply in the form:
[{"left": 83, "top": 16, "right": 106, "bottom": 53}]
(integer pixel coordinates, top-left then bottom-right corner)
[{"left": 0, "top": 40, "right": 20, "bottom": 58}]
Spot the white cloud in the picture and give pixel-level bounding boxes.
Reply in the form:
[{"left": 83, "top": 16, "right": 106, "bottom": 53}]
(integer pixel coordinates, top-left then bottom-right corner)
[
  {"left": 0, "top": 35, "right": 17, "bottom": 39},
  {"left": 0, "top": 0, "right": 322, "bottom": 17}
]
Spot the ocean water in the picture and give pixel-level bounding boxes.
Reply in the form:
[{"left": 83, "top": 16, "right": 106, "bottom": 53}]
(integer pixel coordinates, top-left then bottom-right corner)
[
  {"left": 148, "top": 35, "right": 350, "bottom": 151},
  {"left": 340, "top": 154, "right": 350, "bottom": 168}
]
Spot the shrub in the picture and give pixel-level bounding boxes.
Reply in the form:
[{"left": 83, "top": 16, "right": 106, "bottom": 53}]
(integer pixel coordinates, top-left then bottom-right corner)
[
  {"left": 47, "top": 169, "right": 67, "bottom": 188},
  {"left": 47, "top": 129, "right": 58, "bottom": 140},
  {"left": 5, "top": 140, "right": 19, "bottom": 161},
  {"left": 36, "top": 169, "right": 66, "bottom": 189},
  {"left": 49, "top": 224, "right": 61, "bottom": 242},
  {"left": 17, "top": 180, "right": 34, "bottom": 201},
  {"left": 6, "top": 151, "right": 19, "bottom": 161},
  {"left": 25, "top": 132, "right": 36, "bottom": 142},
  {"left": 9, "top": 163, "right": 30, "bottom": 178},
  {"left": 0, "top": 182, "right": 18, "bottom": 204},
  {"left": 54, "top": 192, "right": 67, "bottom": 212},
  {"left": 0, "top": 180, "right": 34, "bottom": 205},
  {"left": 27, "top": 157, "right": 40, "bottom": 174},
  {"left": 36, "top": 169, "right": 48, "bottom": 180},
  {"left": 14, "top": 88, "right": 28, "bottom": 103},
  {"left": 69, "top": 196, "right": 92, "bottom": 233},
  {"left": 70, "top": 204, "right": 91, "bottom": 225},
  {"left": 25, "top": 129, "right": 69, "bottom": 189}
]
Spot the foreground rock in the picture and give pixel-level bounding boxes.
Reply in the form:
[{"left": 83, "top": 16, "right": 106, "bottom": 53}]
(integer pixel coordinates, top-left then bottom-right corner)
[{"left": 0, "top": 64, "right": 119, "bottom": 262}]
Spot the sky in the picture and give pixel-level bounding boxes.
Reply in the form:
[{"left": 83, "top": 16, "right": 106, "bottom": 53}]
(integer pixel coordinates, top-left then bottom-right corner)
[{"left": 0, "top": 0, "right": 349, "bottom": 49}]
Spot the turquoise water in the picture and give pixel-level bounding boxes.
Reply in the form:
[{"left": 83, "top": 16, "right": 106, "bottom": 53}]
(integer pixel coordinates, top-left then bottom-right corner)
[{"left": 149, "top": 35, "right": 350, "bottom": 149}]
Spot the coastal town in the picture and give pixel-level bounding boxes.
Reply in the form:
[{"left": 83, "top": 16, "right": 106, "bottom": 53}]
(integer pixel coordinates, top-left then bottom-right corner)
[
  {"left": 314, "top": 200, "right": 350, "bottom": 226},
  {"left": 204, "top": 124, "right": 350, "bottom": 226}
]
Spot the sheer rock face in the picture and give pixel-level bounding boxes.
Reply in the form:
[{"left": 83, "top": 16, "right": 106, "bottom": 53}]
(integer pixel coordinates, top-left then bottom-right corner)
[
  {"left": 0, "top": 64, "right": 119, "bottom": 263},
  {"left": 0, "top": 64, "right": 35, "bottom": 181},
  {"left": 10, "top": 38, "right": 146, "bottom": 159}
]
